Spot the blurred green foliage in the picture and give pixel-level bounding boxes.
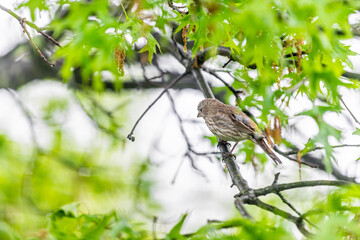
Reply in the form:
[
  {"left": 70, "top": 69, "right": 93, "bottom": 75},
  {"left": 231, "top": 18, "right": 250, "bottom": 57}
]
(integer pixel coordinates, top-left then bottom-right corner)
[
  {"left": 1, "top": 0, "right": 359, "bottom": 238},
  {"left": 0, "top": 130, "right": 158, "bottom": 238},
  {"left": 0, "top": 92, "right": 159, "bottom": 239},
  {"left": 0, "top": 97, "right": 359, "bottom": 239}
]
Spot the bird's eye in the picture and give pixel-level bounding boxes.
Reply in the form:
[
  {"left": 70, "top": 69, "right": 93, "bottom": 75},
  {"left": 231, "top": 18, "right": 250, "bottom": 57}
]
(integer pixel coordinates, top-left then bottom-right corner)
[{"left": 200, "top": 109, "right": 202, "bottom": 112}]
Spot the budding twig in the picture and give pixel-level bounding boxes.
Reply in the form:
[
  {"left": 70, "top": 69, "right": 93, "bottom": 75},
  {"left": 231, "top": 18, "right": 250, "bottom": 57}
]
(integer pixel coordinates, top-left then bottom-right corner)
[
  {"left": 0, "top": 4, "right": 61, "bottom": 47},
  {"left": 127, "top": 71, "right": 189, "bottom": 141},
  {"left": 20, "top": 18, "right": 55, "bottom": 67}
]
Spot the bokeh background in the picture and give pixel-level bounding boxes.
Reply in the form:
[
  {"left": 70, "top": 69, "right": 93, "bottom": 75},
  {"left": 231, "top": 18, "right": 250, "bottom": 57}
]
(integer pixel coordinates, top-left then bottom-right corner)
[{"left": 0, "top": 0, "right": 360, "bottom": 239}]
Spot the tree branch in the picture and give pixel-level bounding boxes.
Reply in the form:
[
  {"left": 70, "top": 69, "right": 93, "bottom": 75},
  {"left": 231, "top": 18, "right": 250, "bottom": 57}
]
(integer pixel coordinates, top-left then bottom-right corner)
[
  {"left": 19, "top": 18, "right": 55, "bottom": 67},
  {"left": 340, "top": 96, "right": 360, "bottom": 126},
  {"left": 191, "top": 68, "right": 215, "bottom": 99},
  {"left": 0, "top": 4, "right": 61, "bottom": 47},
  {"left": 203, "top": 68, "right": 243, "bottom": 99},
  {"left": 249, "top": 198, "right": 312, "bottom": 237},
  {"left": 276, "top": 144, "right": 360, "bottom": 156},
  {"left": 342, "top": 71, "right": 360, "bottom": 80},
  {"left": 166, "top": 89, "right": 210, "bottom": 181},
  {"left": 127, "top": 71, "right": 190, "bottom": 141},
  {"left": 253, "top": 180, "right": 350, "bottom": 197}
]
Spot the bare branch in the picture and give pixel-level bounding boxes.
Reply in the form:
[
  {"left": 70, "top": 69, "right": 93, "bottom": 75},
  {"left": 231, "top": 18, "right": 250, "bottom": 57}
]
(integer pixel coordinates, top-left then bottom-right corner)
[
  {"left": 167, "top": 0, "right": 188, "bottom": 14},
  {"left": 203, "top": 68, "right": 243, "bottom": 99},
  {"left": 276, "top": 144, "right": 360, "bottom": 156},
  {"left": 250, "top": 198, "right": 312, "bottom": 237},
  {"left": 165, "top": 89, "right": 218, "bottom": 158},
  {"left": 253, "top": 180, "right": 350, "bottom": 197},
  {"left": 274, "top": 146, "right": 319, "bottom": 168},
  {"left": 6, "top": 89, "right": 40, "bottom": 154},
  {"left": 340, "top": 97, "right": 360, "bottom": 126},
  {"left": 127, "top": 71, "right": 190, "bottom": 141},
  {"left": 192, "top": 68, "right": 215, "bottom": 99},
  {"left": 270, "top": 174, "right": 317, "bottom": 228},
  {"left": 74, "top": 92, "right": 123, "bottom": 140},
  {"left": 234, "top": 198, "right": 253, "bottom": 219},
  {"left": 171, "top": 157, "right": 186, "bottom": 184},
  {"left": 185, "top": 152, "right": 208, "bottom": 180},
  {"left": 219, "top": 142, "right": 250, "bottom": 192},
  {"left": 342, "top": 71, "right": 360, "bottom": 80},
  {"left": 165, "top": 90, "right": 209, "bottom": 180},
  {"left": 222, "top": 58, "right": 232, "bottom": 68},
  {"left": 217, "top": 141, "right": 252, "bottom": 219},
  {"left": 152, "top": 216, "right": 158, "bottom": 240},
  {"left": 0, "top": 4, "right": 61, "bottom": 47},
  {"left": 20, "top": 18, "right": 55, "bottom": 67}
]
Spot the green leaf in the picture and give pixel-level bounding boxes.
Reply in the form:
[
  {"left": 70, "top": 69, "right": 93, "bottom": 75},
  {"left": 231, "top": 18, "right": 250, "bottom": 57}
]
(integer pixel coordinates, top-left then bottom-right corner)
[
  {"left": 165, "top": 214, "right": 188, "bottom": 240},
  {"left": 51, "top": 202, "right": 80, "bottom": 220},
  {"left": 0, "top": 222, "right": 20, "bottom": 240},
  {"left": 204, "top": 135, "right": 218, "bottom": 146},
  {"left": 138, "top": 34, "right": 161, "bottom": 63},
  {"left": 352, "top": 128, "right": 360, "bottom": 136},
  {"left": 17, "top": 0, "right": 49, "bottom": 21},
  {"left": 300, "top": 139, "right": 315, "bottom": 155}
]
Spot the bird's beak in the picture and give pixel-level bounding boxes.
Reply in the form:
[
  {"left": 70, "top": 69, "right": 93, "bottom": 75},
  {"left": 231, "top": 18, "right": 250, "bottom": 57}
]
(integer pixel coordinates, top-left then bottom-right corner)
[{"left": 197, "top": 112, "right": 201, "bottom": 118}]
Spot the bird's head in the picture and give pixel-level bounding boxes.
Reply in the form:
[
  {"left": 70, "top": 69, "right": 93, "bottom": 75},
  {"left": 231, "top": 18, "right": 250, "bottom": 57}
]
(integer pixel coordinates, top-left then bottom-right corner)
[{"left": 197, "top": 98, "right": 221, "bottom": 118}]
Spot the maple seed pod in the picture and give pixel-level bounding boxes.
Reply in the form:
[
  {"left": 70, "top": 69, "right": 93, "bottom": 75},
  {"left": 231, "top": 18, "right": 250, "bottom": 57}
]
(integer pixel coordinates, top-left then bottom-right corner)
[
  {"left": 182, "top": 24, "right": 190, "bottom": 52},
  {"left": 114, "top": 47, "right": 126, "bottom": 75}
]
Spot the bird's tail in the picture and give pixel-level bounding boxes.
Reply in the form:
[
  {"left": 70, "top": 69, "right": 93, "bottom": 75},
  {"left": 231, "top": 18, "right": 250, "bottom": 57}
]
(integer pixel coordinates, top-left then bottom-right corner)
[{"left": 255, "top": 138, "right": 282, "bottom": 165}]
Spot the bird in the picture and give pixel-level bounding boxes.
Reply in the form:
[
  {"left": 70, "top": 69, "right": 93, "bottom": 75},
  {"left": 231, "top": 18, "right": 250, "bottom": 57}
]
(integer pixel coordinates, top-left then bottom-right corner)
[{"left": 197, "top": 98, "right": 282, "bottom": 165}]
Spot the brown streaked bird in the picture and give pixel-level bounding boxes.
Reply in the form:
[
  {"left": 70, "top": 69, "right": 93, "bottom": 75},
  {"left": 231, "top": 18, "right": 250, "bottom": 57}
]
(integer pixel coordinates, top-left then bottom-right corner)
[{"left": 197, "top": 98, "right": 282, "bottom": 165}]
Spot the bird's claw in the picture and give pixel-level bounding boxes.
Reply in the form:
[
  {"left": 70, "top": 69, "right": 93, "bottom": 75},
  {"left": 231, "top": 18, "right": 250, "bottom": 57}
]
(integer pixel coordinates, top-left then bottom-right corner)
[
  {"left": 222, "top": 152, "right": 236, "bottom": 161},
  {"left": 217, "top": 140, "right": 231, "bottom": 148}
]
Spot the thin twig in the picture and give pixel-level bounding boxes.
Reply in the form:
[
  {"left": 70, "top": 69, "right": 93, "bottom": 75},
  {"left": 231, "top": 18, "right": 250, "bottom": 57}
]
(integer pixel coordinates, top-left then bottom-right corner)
[
  {"left": 166, "top": 90, "right": 208, "bottom": 179},
  {"left": 185, "top": 152, "right": 208, "bottom": 180},
  {"left": 20, "top": 18, "right": 55, "bottom": 67},
  {"left": 203, "top": 68, "right": 243, "bottom": 99},
  {"left": 166, "top": 90, "right": 192, "bottom": 149},
  {"left": 127, "top": 71, "right": 189, "bottom": 141},
  {"left": 6, "top": 89, "right": 40, "bottom": 154},
  {"left": 74, "top": 92, "right": 122, "bottom": 139},
  {"left": 0, "top": 4, "right": 61, "bottom": 47},
  {"left": 251, "top": 198, "right": 312, "bottom": 237},
  {"left": 167, "top": 0, "right": 189, "bottom": 14},
  {"left": 340, "top": 97, "right": 360, "bottom": 126},
  {"left": 253, "top": 180, "right": 350, "bottom": 197},
  {"left": 270, "top": 174, "right": 303, "bottom": 217},
  {"left": 190, "top": 150, "right": 220, "bottom": 156},
  {"left": 152, "top": 216, "right": 158, "bottom": 240},
  {"left": 222, "top": 58, "right": 232, "bottom": 68},
  {"left": 234, "top": 198, "right": 253, "bottom": 219},
  {"left": 171, "top": 27, "right": 188, "bottom": 61},
  {"left": 278, "top": 144, "right": 360, "bottom": 156},
  {"left": 192, "top": 68, "right": 215, "bottom": 99},
  {"left": 272, "top": 176, "right": 317, "bottom": 229},
  {"left": 165, "top": 89, "right": 219, "bottom": 158},
  {"left": 274, "top": 146, "right": 318, "bottom": 168},
  {"left": 171, "top": 157, "right": 186, "bottom": 184},
  {"left": 342, "top": 71, "right": 360, "bottom": 81}
]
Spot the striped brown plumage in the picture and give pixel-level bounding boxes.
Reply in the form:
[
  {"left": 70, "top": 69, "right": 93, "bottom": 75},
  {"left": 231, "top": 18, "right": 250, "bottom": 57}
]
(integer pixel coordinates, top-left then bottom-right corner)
[{"left": 197, "top": 98, "right": 282, "bottom": 165}]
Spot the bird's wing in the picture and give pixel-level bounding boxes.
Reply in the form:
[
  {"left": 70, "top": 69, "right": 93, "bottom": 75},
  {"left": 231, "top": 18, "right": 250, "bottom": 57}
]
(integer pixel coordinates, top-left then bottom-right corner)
[{"left": 230, "top": 113, "right": 257, "bottom": 134}]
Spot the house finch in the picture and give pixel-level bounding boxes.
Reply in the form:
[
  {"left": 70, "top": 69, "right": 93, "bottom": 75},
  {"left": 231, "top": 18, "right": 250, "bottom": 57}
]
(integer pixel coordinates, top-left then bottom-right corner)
[{"left": 197, "top": 98, "right": 282, "bottom": 165}]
